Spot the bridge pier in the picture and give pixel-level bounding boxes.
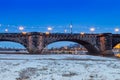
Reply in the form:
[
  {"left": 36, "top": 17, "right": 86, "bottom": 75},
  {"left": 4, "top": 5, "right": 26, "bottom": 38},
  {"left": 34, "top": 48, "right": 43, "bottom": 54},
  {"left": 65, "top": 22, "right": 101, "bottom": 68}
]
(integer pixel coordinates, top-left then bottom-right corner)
[
  {"left": 27, "top": 33, "right": 45, "bottom": 54},
  {"left": 28, "top": 48, "right": 43, "bottom": 54},
  {"left": 101, "top": 50, "right": 114, "bottom": 56},
  {"left": 97, "top": 33, "right": 114, "bottom": 56}
]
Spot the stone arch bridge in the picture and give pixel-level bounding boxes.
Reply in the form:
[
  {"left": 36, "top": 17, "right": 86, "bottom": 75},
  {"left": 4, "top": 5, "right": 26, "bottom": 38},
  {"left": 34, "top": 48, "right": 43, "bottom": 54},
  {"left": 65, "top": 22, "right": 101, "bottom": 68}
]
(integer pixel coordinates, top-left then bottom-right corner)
[{"left": 0, "top": 32, "right": 119, "bottom": 56}]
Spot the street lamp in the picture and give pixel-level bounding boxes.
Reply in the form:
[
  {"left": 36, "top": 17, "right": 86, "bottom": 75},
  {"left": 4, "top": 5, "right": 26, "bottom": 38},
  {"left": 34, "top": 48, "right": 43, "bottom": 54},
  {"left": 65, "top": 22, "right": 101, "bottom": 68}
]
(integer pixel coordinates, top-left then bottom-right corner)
[
  {"left": 115, "top": 28, "right": 119, "bottom": 34},
  {"left": 70, "top": 24, "right": 72, "bottom": 34},
  {"left": 90, "top": 27, "right": 95, "bottom": 33},
  {"left": 47, "top": 27, "right": 52, "bottom": 33},
  {"left": 64, "top": 29, "right": 67, "bottom": 33},
  {"left": 22, "top": 32, "right": 27, "bottom": 35},
  {"left": 45, "top": 32, "right": 50, "bottom": 35},
  {"left": 5, "top": 29, "right": 8, "bottom": 32},
  {"left": 80, "top": 32, "right": 85, "bottom": 35},
  {"left": 19, "top": 26, "right": 24, "bottom": 32},
  {"left": 115, "top": 28, "right": 120, "bottom": 51}
]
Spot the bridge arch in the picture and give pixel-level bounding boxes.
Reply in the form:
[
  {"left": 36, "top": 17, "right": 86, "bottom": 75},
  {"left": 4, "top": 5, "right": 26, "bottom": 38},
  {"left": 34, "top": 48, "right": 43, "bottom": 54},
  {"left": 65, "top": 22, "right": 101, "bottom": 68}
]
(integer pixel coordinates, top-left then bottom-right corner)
[
  {"left": 44, "top": 39, "right": 100, "bottom": 55},
  {"left": 112, "top": 42, "right": 120, "bottom": 48},
  {"left": 0, "top": 39, "right": 27, "bottom": 47},
  {"left": 112, "top": 42, "right": 120, "bottom": 53},
  {"left": 0, "top": 40, "right": 28, "bottom": 53},
  {"left": 112, "top": 35, "right": 120, "bottom": 49}
]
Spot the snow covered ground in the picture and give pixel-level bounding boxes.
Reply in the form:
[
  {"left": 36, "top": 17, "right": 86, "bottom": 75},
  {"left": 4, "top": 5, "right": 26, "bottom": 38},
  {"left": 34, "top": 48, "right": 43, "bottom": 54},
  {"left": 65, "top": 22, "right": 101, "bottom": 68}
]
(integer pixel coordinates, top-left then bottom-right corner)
[{"left": 0, "top": 54, "right": 120, "bottom": 80}]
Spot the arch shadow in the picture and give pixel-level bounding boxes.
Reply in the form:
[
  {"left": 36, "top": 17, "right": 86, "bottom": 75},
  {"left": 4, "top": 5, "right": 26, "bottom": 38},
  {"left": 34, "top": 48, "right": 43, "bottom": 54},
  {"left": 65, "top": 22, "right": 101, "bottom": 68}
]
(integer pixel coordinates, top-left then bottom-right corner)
[
  {"left": 44, "top": 39, "right": 100, "bottom": 55},
  {"left": 112, "top": 42, "right": 120, "bottom": 54}
]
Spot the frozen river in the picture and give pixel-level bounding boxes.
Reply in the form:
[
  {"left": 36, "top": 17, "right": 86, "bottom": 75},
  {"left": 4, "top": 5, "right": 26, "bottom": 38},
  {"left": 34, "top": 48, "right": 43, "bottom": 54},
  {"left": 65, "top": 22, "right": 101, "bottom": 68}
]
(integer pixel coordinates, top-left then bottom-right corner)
[{"left": 0, "top": 54, "right": 120, "bottom": 80}]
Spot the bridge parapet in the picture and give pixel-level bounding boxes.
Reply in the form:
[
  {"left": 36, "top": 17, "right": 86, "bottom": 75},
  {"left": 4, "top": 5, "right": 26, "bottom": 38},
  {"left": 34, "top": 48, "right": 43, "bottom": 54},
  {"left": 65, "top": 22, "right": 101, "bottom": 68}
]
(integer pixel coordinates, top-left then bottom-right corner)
[
  {"left": 44, "top": 33, "right": 97, "bottom": 45},
  {"left": 0, "top": 32, "right": 116, "bottom": 56}
]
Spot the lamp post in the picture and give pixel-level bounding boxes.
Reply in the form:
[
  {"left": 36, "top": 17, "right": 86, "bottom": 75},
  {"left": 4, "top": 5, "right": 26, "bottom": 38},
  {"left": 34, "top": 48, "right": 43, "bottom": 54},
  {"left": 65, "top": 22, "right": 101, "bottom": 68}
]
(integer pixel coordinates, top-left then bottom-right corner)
[
  {"left": 80, "top": 32, "right": 85, "bottom": 35},
  {"left": 115, "top": 28, "right": 120, "bottom": 52},
  {"left": 64, "top": 29, "right": 67, "bottom": 33},
  {"left": 70, "top": 24, "right": 72, "bottom": 34},
  {"left": 48, "top": 27, "right": 52, "bottom": 33},
  {"left": 115, "top": 28, "right": 119, "bottom": 34},
  {"left": 90, "top": 27, "right": 95, "bottom": 33},
  {"left": 114, "top": 28, "right": 120, "bottom": 52},
  {"left": 5, "top": 29, "right": 8, "bottom": 32},
  {"left": 19, "top": 26, "right": 24, "bottom": 32}
]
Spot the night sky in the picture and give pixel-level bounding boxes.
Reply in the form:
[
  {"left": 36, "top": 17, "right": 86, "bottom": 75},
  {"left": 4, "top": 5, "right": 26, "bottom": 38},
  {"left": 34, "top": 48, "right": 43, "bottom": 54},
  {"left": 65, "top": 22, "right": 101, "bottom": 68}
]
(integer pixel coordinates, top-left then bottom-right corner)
[
  {"left": 0, "top": 0, "right": 120, "bottom": 48},
  {"left": 0, "top": 0, "right": 120, "bottom": 33}
]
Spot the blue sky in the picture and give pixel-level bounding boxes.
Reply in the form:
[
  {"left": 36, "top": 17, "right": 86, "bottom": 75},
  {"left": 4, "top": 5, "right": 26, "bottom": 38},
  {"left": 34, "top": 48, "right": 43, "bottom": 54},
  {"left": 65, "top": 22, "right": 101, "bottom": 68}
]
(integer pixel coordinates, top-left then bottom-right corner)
[
  {"left": 0, "top": 0, "right": 120, "bottom": 48},
  {"left": 0, "top": 0, "right": 120, "bottom": 33}
]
